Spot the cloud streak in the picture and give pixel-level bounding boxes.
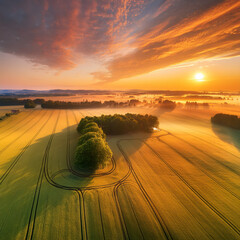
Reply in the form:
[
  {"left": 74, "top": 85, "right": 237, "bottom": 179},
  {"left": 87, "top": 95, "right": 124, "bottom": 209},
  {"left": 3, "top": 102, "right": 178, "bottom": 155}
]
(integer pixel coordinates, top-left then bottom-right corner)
[
  {"left": 93, "top": 0, "right": 240, "bottom": 82},
  {"left": 0, "top": 0, "right": 146, "bottom": 69},
  {"left": 0, "top": 0, "right": 239, "bottom": 81}
]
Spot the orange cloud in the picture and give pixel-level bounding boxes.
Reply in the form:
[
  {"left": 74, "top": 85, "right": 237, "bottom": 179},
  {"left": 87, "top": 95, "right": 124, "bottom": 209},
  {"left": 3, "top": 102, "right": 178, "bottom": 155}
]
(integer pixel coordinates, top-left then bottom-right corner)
[
  {"left": 94, "top": 0, "right": 240, "bottom": 82},
  {"left": 1, "top": 0, "right": 239, "bottom": 81},
  {"left": 0, "top": 0, "right": 144, "bottom": 69}
]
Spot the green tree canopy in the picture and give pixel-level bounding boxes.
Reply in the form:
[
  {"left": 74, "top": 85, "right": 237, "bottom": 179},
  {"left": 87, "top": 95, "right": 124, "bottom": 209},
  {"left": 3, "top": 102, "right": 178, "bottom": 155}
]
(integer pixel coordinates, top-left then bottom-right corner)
[
  {"left": 78, "top": 132, "right": 102, "bottom": 145},
  {"left": 75, "top": 137, "right": 112, "bottom": 170},
  {"left": 81, "top": 126, "right": 105, "bottom": 138},
  {"left": 24, "top": 100, "right": 36, "bottom": 108},
  {"left": 77, "top": 113, "right": 159, "bottom": 135}
]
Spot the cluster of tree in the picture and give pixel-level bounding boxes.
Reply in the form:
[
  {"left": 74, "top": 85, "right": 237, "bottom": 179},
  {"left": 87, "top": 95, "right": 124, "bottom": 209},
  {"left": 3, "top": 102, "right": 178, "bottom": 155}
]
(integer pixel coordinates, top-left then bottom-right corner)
[
  {"left": 24, "top": 100, "right": 36, "bottom": 108},
  {"left": 41, "top": 99, "right": 142, "bottom": 109},
  {"left": 0, "top": 98, "right": 45, "bottom": 106},
  {"left": 75, "top": 122, "right": 112, "bottom": 170},
  {"left": 211, "top": 113, "right": 240, "bottom": 130},
  {"left": 185, "top": 101, "right": 209, "bottom": 109},
  {"left": 0, "top": 110, "right": 20, "bottom": 121},
  {"left": 77, "top": 113, "right": 159, "bottom": 135},
  {"left": 160, "top": 100, "right": 176, "bottom": 111}
]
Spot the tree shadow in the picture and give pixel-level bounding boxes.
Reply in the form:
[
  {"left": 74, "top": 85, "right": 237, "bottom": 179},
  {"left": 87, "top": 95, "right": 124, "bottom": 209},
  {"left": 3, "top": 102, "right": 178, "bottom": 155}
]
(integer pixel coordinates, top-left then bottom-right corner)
[
  {"left": 0, "top": 124, "right": 92, "bottom": 239},
  {"left": 0, "top": 122, "right": 156, "bottom": 239},
  {"left": 211, "top": 123, "right": 240, "bottom": 152}
]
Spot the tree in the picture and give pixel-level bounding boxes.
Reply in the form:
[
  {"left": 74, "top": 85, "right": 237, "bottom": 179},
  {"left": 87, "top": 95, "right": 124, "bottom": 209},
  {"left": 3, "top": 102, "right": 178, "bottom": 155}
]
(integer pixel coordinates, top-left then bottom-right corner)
[
  {"left": 24, "top": 100, "right": 36, "bottom": 108},
  {"left": 160, "top": 100, "right": 176, "bottom": 112},
  {"left": 77, "top": 117, "right": 93, "bottom": 133},
  {"left": 211, "top": 113, "right": 240, "bottom": 129},
  {"left": 78, "top": 132, "right": 102, "bottom": 145},
  {"left": 85, "top": 122, "right": 99, "bottom": 129},
  {"left": 75, "top": 137, "right": 112, "bottom": 170},
  {"left": 81, "top": 125, "right": 105, "bottom": 138},
  {"left": 33, "top": 98, "right": 45, "bottom": 105}
]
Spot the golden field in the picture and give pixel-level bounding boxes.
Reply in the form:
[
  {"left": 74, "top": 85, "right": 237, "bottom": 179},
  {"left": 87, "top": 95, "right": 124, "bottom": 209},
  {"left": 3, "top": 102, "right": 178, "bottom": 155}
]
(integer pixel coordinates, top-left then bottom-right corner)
[{"left": 0, "top": 105, "right": 239, "bottom": 240}]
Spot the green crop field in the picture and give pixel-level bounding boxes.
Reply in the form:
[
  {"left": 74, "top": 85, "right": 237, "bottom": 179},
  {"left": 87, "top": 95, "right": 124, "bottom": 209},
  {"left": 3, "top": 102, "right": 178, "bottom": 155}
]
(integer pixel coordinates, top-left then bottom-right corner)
[{"left": 0, "top": 107, "right": 239, "bottom": 240}]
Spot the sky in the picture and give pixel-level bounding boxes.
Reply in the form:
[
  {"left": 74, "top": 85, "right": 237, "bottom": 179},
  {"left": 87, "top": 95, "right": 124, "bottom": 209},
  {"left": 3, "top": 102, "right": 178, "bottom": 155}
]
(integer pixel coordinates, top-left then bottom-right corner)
[{"left": 0, "top": 0, "right": 239, "bottom": 91}]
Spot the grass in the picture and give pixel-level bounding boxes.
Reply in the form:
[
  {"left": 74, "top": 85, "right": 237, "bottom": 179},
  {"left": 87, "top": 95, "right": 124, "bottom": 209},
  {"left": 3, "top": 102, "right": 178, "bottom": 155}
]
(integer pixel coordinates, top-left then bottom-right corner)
[{"left": 0, "top": 106, "right": 239, "bottom": 239}]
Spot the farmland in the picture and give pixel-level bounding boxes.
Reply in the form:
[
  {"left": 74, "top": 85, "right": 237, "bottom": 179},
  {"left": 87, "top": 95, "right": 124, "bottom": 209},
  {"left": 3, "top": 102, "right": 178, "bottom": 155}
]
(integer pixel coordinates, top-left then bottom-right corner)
[{"left": 0, "top": 106, "right": 239, "bottom": 240}]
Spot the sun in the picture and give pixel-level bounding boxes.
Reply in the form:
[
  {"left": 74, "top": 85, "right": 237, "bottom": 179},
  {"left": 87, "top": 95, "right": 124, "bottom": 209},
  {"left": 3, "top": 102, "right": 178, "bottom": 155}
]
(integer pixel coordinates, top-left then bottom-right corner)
[{"left": 194, "top": 72, "right": 205, "bottom": 82}]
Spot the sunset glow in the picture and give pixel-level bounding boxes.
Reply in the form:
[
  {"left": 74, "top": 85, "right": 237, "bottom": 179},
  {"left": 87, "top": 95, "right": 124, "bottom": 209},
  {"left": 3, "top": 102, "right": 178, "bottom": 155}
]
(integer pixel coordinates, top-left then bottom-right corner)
[
  {"left": 0, "top": 0, "right": 240, "bottom": 90},
  {"left": 195, "top": 73, "right": 205, "bottom": 82},
  {"left": 0, "top": 1, "right": 240, "bottom": 238}
]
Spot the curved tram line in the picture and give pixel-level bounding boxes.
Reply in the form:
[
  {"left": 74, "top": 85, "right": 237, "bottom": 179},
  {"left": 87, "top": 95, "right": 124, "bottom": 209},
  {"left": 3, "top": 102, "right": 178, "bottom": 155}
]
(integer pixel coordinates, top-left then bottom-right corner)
[
  {"left": 116, "top": 140, "right": 173, "bottom": 240},
  {"left": 26, "top": 110, "right": 172, "bottom": 240},
  {"left": 114, "top": 182, "right": 145, "bottom": 240},
  {"left": 0, "top": 110, "right": 53, "bottom": 185},
  {"left": 24, "top": 111, "right": 89, "bottom": 240},
  {"left": 25, "top": 111, "right": 61, "bottom": 240},
  {"left": 71, "top": 110, "right": 172, "bottom": 239},
  {"left": 54, "top": 110, "right": 233, "bottom": 240},
  {"left": 70, "top": 110, "right": 171, "bottom": 239},
  {"left": 9, "top": 109, "right": 238, "bottom": 239},
  {"left": 142, "top": 140, "right": 240, "bottom": 236}
]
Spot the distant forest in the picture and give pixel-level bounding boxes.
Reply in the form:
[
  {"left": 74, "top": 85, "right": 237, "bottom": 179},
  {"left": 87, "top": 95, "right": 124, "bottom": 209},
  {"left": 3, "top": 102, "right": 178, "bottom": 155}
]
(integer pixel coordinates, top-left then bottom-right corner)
[
  {"left": 0, "top": 97, "right": 210, "bottom": 110},
  {"left": 0, "top": 98, "right": 44, "bottom": 106},
  {"left": 41, "top": 99, "right": 141, "bottom": 109},
  {"left": 0, "top": 98, "right": 141, "bottom": 108}
]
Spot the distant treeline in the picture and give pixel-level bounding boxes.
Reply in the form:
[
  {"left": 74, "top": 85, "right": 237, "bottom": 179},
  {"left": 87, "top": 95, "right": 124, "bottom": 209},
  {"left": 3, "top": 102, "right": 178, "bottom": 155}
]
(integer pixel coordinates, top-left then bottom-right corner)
[
  {"left": 211, "top": 113, "right": 240, "bottom": 130},
  {"left": 41, "top": 99, "right": 141, "bottom": 109},
  {"left": 0, "top": 98, "right": 44, "bottom": 106},
  {"left": 185, "top": 101, "right": 209, "bottom": 109},
  {"left": 77, "top": 113, "right": 159, "bottom": 135},
  {"left": 160, "top": 100, "right": 176, "bottom": 111}
]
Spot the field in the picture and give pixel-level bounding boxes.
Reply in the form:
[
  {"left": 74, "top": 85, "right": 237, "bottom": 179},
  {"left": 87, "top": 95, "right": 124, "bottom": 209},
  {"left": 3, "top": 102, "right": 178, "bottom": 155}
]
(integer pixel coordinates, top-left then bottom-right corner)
[{"left": 0, "top": 105, "right": 239, "bottom": 240}]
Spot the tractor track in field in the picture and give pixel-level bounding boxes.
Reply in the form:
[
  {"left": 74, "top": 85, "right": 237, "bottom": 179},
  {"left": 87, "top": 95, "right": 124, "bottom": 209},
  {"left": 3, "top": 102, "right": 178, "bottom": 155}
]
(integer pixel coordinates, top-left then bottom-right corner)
[
  {"left": 71, "top": 110, "right": 79, "bottom": 124},
  {"left": 42, "top": 111, "right": 146, "bottom": 239},
  {"left": 116, "top": 140, "right": 173, "bottom": 240},
  {"left": 0, "top": 110, "right": 35, "bottom": 137},
  {"left": 96, "top": 190, "right": 106, "bottom": 240},
  {"left": 160, "top": 119, "right": 240, "bottom": 160},
  {"left": 0, "top": 110, "right": 47, "bottom": 155},
  {"left": 0, "top": 111, "right": 53, "bottom": 185},
  {"left": 29, "top": 110, "right": 88, "bottom": 240},
  {"left": 52, "top": 109, "right": 172, "bottom": 239},
  {"left": 8, "top": 108, "right": 237, "bottom": 239},
  {"left": 143, "top": 140, "right": 240, "bottom": 236},
  {"left": 157, "top": 134, "right": 240, "bottom": 200},
  {"left": 116, "top": 182, "right": 145, "bottom": 240},
  {"left": 164, "top": 131, "right": 240, "bottom": 172},
  {"left": 41, "top": 109, "right": 172, "bottom": 239},
  {"left": 25, "top": 111, "right": 60, "bottom": 240},
  {"left": 0, "top": 110, "right": 33, "bottom": 130},
  {"left": 182, "top": 129, "right": 240, "bottom": 160}
]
